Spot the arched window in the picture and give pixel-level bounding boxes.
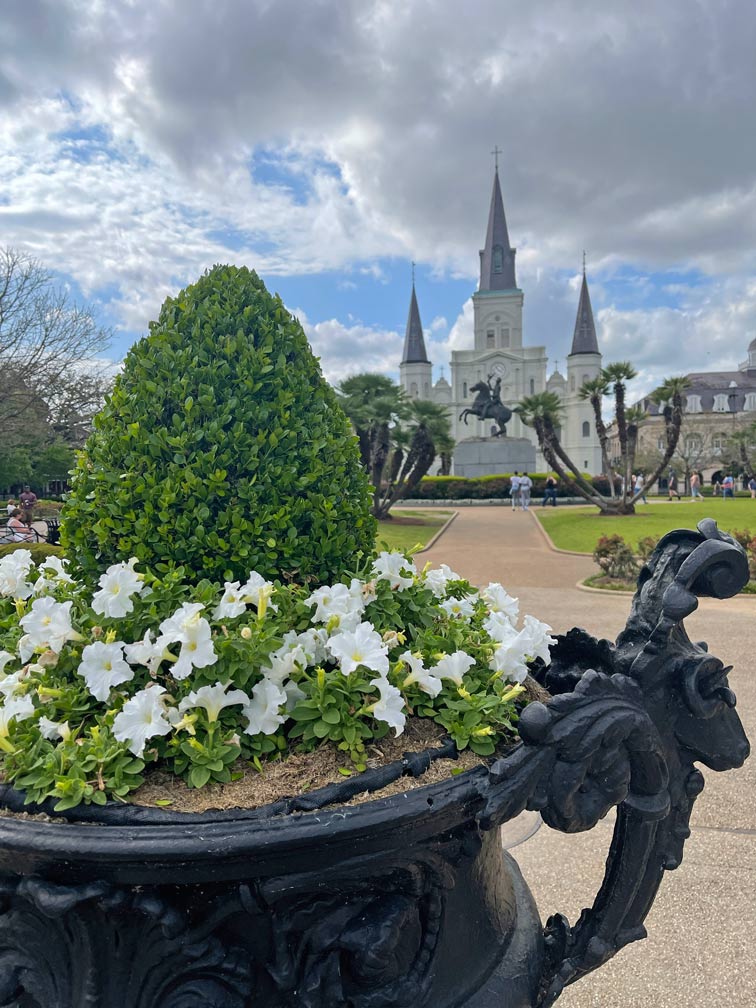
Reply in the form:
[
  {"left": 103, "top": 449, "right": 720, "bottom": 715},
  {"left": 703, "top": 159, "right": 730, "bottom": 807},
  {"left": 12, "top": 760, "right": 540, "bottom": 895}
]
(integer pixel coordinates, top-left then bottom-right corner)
[
  {"left": 570, "top": 375, "right": 576, "bottom": 392},
  {"left": 582, "top": 420, "right": 590, "bottom": 437},
  {"left": 410, "top": 382, "right": 418, "bottom": 397},
  {"left": 423, "top": 382, "right": 430, "bottom": 398},
  {"left": 463, "top": 381, "right": 468, "bottom": 398},
  {"left": 582, "top": 374, "right": 589, "bottom": 385},
  {"left": 501, "top": 327, "right": 510, "bottom": 347},
  {"left": 745, "top": 393, "right": 756, "bottom": 411},
  {"left": 529, "top": 378, "right": 535, "bottom": 394},
  {"left": 486, "top": 330, "right": 495, "bottom": 348},
  {"left": 493, "top": 245, "right": 503, "bottom": 273}
]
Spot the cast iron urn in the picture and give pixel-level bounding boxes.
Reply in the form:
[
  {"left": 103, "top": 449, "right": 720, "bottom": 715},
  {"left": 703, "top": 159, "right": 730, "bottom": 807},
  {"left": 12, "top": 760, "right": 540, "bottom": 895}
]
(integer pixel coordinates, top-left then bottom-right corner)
[{"left": 0, "top": 520, "right": 749, "bottom": 1007}]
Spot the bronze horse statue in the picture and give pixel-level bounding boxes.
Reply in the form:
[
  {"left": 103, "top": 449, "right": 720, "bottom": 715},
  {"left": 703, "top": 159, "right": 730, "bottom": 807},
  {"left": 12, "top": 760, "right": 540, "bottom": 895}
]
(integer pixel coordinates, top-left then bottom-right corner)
[{"left": 459, "top": 377, "right": 512, "bottom": 436}]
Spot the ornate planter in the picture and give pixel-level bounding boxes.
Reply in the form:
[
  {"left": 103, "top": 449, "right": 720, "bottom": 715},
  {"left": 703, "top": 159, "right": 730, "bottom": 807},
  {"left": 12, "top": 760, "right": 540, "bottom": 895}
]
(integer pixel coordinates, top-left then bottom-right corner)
[{"left": 0, "top": 520, "right": 749, "bottom": 1008}]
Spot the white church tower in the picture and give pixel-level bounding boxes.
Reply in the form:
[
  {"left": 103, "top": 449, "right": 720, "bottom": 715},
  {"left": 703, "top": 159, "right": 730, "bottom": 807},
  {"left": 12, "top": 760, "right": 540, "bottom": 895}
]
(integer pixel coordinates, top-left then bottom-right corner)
[
  {"left": 399, "top": 279, "right": 432, "bottom": 401},
  {"left": 562, "top": 261, "right": 603, "bottom": 474}
]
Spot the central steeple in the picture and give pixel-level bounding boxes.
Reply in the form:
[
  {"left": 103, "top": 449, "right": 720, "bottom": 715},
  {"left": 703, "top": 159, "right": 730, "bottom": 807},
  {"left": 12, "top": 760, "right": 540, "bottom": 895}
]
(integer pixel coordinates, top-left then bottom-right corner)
[
  {"left": 478, "top": 167, "right": 517, "bottom": 292},
  {"left": 569, "top": 259, "right": 599, "bottom": 356}
]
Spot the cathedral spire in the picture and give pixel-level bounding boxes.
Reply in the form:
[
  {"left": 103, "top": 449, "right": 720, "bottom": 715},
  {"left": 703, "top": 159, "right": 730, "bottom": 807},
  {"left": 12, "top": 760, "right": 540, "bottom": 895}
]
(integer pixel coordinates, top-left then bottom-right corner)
[
  {"left": 569, "top": 260, "right": 599, "bottom": 355},
  {"left": 401, "top": 278, "right": 429, "bottom": 364},
  {"left": 478, "top": 165, "right": 517, "bottom": 292}
]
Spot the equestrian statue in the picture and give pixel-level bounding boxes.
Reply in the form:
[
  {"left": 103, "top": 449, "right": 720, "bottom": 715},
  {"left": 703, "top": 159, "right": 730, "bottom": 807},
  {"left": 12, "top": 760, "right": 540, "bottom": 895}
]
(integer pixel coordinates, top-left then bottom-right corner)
[{"left": 459, "top": 374, "right": 513, "bottom": 436}]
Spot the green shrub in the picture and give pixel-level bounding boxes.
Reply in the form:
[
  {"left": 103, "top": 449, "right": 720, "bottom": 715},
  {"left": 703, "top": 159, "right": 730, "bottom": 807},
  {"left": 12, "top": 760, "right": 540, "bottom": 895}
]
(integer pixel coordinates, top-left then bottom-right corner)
[
  {"left": 636, "top": 535, "right": 659, "bottom": 562},
  {"left": 61, "top": 266, "right": 376, "bottom": 585},
  {"left": 413, "top": 472, "right": 602, "bottom": 500},
  {"left": 593, "top": 534, "right": 638, "bottom": 581},
  {"left": 0, "top": 542, "right": 64, "bottom": 563}
]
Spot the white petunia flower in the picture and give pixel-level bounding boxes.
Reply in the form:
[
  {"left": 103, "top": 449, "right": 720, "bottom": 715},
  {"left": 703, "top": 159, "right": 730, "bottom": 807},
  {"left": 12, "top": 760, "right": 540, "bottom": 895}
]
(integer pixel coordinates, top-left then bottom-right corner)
[
  {"left": 38, "top": 716, "right": 71, "bottom": 742},
  {"left": 263, "top": 641, "right": 309, "bottom": 684},
  {"left": 423, "top": 563, "right": 461, "bottom": 598},
  {"left": 178, "top": 681, "right": 251, "bottom": 722},
  {"left": 113, "top": 685, "right": 173, "bottom": 756},
  {"left": 327, "top": 622, "right": 389, "bottom": 677},
  {"left": 124, "top": 630, "right": 165, "bottom": 673},
  {"left": 34, "top": 555, "right": 74, "bottom": 595},
  {"left": 305, "top": 583, "right": 362, "bottom": 623},
  {"left": 483, "top": 611, "right": 519, "bottom": 644},
  {"left": 399, "top": 651, "right": 443, "bottom": 698},
  {"left": 0, "top": 651, "right": 15, "bottom": 675},
  {"left": 432, "top": 650, "right": 476, "bottom": 686},
  {"left": 371, "top": 551, "right": 416, "bottom": 590},
  {"left": 282, "top": 678, "right": 306, "bottom": 711},
  {"left": 518, "top": 614, "right": 556, "bottom": 665},
  {"left": 0, "top": 549, "right": 34, "bottom": 600},
  {"left": 20, "top": 598, "right": 78, "bottom": 654},
  {"left": 213, "top": 581, "right": 247, "bottom": 620},
  {"left": 481, "top": 584, "right": 519, "bottom": 623},
  {"left": 241, "top": 572, "right": 278, "bottom": 614},
  {"left": 0, "top": 670, "right": 25, "bottom": 699},
  {"left": 369, "top": 676, "right": 406, "bottom": 736},
  {"left": 91, "top": 558, "right": 145, "bottom": 618},
  {"left": 157, "top": 603, "right": 217, "bottom": 680},
  {"left": 439, "top": 595, "right": 476, "bottom": 620},
  {"left": 78, "top": 641, "right": 133, "bottom": 702},
  {"left": 0, "top": 695, "right": 35, "bottom": 738},
  {"left": 350, "top": 577, "right": 377, "bottom": 605},
  {"left": 242, "top": 679, "right": 287, "bottom": 736},
  {"left": 295, "top": 627, "right": 329, "bottom": 665},
  {"left": 18, "top": 635, "right": 35, "bottom": 663}
]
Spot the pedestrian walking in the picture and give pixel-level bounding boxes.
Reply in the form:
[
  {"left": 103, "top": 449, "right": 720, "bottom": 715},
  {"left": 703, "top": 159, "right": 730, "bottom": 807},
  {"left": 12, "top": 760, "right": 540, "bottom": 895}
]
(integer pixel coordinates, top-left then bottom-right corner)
[
  {"left": 542, "top": 475, "right": 558, "bottom": 507},
  {"left": 668, "top": 474, "right": 681, "bottom": 500},
  {"left": 722, "top": 474, "right": 734, "bottom": 499},
  {"left": 690, "top": 472, "right": 703, "bottom": 500},
  {"left": 633, "top": 473, "right": 647, "bottom": 504},
  {"left": 509, "top": 472, "right": 521, "bottom": 510},
  {"left": 19, "top": 485, "right": 37, "bottom": 524},
  {"left": 749, "top": 476, "right": 756, "bottom": 499},
  {"left": 519, "top": 473, "right": 533, "bottom": 511}
]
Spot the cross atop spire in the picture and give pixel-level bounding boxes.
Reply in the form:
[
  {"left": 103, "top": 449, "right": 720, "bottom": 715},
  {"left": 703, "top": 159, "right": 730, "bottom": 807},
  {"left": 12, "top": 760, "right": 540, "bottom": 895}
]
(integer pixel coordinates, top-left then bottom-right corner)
[
  {"left": 478, "top": 165, "right": 517, "bottom": 291},
  {"left": 491, "top": 145, "right": 503, "bottom": 171},
  {"left": 411, "top": 260, "right": 416, "bottom": 285},
  {"left": 582, "top": 249, "right": 586, "bottom": 275}
]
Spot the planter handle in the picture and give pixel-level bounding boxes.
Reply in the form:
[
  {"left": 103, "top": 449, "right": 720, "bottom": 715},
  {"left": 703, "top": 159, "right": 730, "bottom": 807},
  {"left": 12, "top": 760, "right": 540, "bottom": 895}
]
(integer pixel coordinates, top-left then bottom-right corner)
[{"left": 478, "top": 519, "right": 750, "bottom": 1006}]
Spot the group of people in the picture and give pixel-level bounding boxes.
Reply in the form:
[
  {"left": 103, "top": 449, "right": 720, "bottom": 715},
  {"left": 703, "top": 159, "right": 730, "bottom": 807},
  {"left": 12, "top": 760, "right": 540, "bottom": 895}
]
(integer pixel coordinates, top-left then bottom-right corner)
[
  {"left": 509, "top": 473, "right": 558, "bottom": 510},
  {"left": 4, "top": 486, "right": 38, "bottom": 542}
]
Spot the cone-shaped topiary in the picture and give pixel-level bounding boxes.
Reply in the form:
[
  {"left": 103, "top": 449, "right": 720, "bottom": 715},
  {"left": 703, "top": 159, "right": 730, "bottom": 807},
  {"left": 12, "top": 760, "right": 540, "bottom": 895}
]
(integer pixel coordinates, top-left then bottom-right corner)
[{"left": 61, "top": 265, "right": 376, "bottom": 585}]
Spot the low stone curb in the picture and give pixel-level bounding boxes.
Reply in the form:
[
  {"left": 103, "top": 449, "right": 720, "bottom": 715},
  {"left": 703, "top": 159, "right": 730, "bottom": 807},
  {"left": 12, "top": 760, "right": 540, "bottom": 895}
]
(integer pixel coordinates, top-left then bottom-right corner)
[
  {"left": 575, "top": 579, "right": 633, "bottom": 597},
  {"left": 400, "top": 498, "right": 593, "bottom": 507},
  {"left": 527, "top": 511, "right": 593, "bottom": 557},
  {"left": 415, "top": 509, "right": 458, "bottom": 554}
]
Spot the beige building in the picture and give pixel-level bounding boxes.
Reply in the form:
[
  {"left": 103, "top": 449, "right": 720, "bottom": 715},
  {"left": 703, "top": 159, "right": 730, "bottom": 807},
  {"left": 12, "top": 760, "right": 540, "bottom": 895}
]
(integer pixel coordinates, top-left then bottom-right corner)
[{"left": 619, "top": 338, "right": 756, "bottom": 485}]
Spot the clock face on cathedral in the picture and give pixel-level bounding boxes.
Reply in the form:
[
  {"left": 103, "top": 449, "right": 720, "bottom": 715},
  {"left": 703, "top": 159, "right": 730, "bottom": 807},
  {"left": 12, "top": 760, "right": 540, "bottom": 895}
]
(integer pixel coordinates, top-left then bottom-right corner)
[{"left": 491, "top": 362, "right": 508, "bottom": 378}]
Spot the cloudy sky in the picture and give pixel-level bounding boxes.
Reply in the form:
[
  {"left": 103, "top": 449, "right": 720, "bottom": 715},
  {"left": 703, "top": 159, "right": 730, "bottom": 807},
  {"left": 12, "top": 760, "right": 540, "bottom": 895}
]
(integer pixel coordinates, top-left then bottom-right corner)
[{"left": 2, "top": 0, "right": 756, "bottom": 401}]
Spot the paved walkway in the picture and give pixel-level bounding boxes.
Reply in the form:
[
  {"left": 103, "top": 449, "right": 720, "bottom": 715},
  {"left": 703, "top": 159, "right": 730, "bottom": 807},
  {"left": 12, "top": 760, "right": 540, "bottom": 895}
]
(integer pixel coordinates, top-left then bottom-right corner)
[{"left": 424, "top": 507, "right": 755, "bottom": 1008}]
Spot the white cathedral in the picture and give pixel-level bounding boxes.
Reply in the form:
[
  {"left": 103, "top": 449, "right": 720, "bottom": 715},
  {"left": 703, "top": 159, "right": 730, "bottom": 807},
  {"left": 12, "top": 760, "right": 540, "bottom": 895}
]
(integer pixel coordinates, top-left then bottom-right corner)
[{"left": 399, "top": 167, "right": 604, "bottom": 475}]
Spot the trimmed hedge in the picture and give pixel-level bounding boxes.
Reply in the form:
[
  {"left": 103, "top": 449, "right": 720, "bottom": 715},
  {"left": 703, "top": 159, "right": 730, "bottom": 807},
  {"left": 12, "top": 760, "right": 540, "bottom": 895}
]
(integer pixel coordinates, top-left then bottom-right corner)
[
  {"left": 412, "top": 473, "right": 615, "bottom": 500},
  {"left": 61, "top": 266, "right": 376, "bottom": 586}
]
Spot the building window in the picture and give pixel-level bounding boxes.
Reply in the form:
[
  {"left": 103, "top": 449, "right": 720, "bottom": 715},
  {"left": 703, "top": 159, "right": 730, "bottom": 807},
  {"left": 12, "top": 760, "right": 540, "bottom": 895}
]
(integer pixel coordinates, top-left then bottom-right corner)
[
  {"left": 529, "top": 378, "right": 535, "bottom": 394},
  {"left": 501, "top": 327, "right": 510, "bottom": 347},
  {"left": 410, "top": 382, "right": 418, "bottom": 397},
  {"left": 493, "top": 245, "right": 503, "bottom": 273},
  {"left": 463, "top": 381, "right": 467, "bottom": 398},
  {"left": 712, "top": 435, "right": 724, "bottom": 451},
  {"left": 582, "top": 421, "right": 590, "bottom": 437},
  {"left": 657, "top": 437, "right": 665, "bottom": 451},
  {"left": 486, "top": 330, "right": 495, "bottom": 348},
  {"left": 582, "top": 374, "right": 589, "bottom": 385},
  {"left": 583, "top": 460, "right": 588, "bottom": 469},
  {"left": 745, "top": 393, "right": 756, "bottom": 411},
  {"left": 570, "top": 375, "right": 576, "bottom": 392},
  {"left": 423, "top": 382, "right": 429, "bottom": 397},
  {"left": 685, "top": 394, "right": 702, "bottom": 413},
  {"left": 685, "top": 435, "right": 702, "bottom": 453},
  {"left": 713, "top": 394, "right": 730, "bottom": 412}
]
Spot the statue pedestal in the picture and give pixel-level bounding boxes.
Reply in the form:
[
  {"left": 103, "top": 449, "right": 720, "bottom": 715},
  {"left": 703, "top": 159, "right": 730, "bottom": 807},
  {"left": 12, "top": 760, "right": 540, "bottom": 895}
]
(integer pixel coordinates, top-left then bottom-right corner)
[{"left": 452, "top": 437, "right": 536, "bottom": 478}]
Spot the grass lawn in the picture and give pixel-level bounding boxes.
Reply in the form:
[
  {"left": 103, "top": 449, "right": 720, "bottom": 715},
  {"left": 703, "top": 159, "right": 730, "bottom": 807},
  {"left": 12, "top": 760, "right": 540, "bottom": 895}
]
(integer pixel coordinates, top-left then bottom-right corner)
[
  {"left": 376, "top": 509, "right": 452, "bottom": 553},
  {"left": 537, "top": 498, "right": 756, "bottom": 554}
]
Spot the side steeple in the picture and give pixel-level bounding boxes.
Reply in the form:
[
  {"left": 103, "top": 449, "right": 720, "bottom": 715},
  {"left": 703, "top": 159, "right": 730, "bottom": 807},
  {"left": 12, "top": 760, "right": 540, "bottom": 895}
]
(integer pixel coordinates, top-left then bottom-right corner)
[
  {"left": 478, "top": 166, "right": 517, "bottom": 292},
  {"left": 570, "top": 258, "right": 599, "bottom": 355},
  {"left": 401, "top": 279, "right": 429, "bottom": 364}
]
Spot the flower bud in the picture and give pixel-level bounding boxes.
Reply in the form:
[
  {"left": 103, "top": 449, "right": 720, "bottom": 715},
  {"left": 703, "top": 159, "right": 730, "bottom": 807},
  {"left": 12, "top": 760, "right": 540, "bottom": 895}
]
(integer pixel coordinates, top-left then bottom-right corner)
[{"left": 240, "top": 626, "right": 252, "bottom": 640}]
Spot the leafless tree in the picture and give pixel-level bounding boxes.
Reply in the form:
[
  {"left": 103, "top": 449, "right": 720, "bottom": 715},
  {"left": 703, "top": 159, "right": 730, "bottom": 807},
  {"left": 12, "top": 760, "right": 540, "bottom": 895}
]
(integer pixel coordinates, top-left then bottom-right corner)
[{"left": 0, "top": 248, "right": 111, "bottom": 439}]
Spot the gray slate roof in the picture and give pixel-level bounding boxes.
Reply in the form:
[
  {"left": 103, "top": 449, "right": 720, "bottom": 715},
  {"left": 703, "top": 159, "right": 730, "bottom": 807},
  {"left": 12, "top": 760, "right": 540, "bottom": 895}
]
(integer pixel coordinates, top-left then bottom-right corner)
[
  {"left": 569, "top": 269, "right": 599, "bottom": 355},
  {"left": 478, "top": 169, "right": 517, "bottom": 291},
  {"left": 643, "top": 368, "right": 756, "bottom": 415},
  {"left": 401, "top": 284, "right": 430, "bottom": 363}
]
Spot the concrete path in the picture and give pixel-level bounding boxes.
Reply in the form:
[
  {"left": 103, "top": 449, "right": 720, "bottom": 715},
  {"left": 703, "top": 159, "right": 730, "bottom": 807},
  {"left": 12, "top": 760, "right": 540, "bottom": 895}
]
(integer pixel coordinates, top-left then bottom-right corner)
[{"left": 424, "top": 507, "right": 755, "bottom": 1008}]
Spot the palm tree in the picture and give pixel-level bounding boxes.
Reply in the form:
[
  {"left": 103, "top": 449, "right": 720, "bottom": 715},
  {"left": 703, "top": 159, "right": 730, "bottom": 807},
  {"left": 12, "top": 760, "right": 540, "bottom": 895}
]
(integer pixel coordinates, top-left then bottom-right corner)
[
  {"left": 409, "top": 400, "right": 455, "bottom": 475},
  {"left": 579, "top": 376, "right": 614, "bottom": 497},
  {"left": 517, "top": 392, "right": 605, "bottom": 508},
  {"left": 601, "top": 362, "right": 637, "bottom": 505},
  {"left": 625, "top": 404, "right": 647, "bottom": 490},
  {"left": 641, "top": 376, "right": 690, "bottom": 499},
  {"left": 726, "top": 423, "right": 756, "bottom": 475}
]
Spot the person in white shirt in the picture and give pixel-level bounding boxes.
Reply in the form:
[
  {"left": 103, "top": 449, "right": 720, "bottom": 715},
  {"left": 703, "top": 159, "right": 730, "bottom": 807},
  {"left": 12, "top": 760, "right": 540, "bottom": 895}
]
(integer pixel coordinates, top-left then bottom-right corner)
[
  {"left": 519, "top": 473, "right": 533, "bottom": 511},
  {"left": 509, "top": 473, "right": 521, "bottom": 510}
]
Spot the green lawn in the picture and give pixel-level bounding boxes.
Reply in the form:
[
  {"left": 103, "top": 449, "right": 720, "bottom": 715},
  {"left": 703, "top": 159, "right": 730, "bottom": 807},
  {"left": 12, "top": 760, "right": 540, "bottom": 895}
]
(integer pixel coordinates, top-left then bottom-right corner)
[
  {"left": 537, "top": 498, "right": 756, "bottom": 554},
  {"left": 376, "top": 509, "right": 452, "bottom": 553}
]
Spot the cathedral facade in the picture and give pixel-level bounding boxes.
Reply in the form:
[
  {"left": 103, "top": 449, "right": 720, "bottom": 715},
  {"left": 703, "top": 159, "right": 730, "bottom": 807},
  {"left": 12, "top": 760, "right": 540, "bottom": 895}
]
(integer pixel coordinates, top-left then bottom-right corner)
[{"left": 399, "top": 168, "right": 604, "bottom": 475}]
